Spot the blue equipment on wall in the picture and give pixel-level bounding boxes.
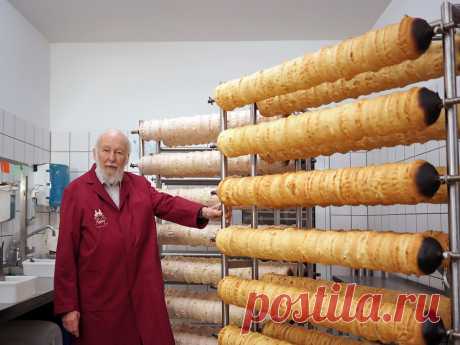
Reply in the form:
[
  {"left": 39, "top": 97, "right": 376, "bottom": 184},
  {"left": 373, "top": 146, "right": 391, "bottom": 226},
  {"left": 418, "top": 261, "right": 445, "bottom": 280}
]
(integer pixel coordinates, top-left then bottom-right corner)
[{"left": 49, "top": 164, "right": 69, "bottom": 209}]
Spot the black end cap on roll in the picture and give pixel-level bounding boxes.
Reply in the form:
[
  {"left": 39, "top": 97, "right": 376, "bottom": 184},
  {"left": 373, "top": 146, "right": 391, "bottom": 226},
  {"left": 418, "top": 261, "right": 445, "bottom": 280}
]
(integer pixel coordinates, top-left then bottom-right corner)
[
  {"left": 418, "top": 88, "right": 443, "bottom": 126},
  {"left": 422, "top": 317, "right": 446, "bottom": 345},
  {"left": 416, "top": 162, "right": 441, "bottom": 198},
  {"left": 412, "top": 18, "right": 435, "bottom": 53},
  {"left": 417, "top": 237, "right": 444, "bottom": 275}
]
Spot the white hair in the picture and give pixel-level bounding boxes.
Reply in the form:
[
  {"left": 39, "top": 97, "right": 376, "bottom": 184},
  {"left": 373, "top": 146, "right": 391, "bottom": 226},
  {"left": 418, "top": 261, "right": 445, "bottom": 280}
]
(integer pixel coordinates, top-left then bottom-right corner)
[{"left": 95, "top": 129, "right": 131, "bottom": 155}]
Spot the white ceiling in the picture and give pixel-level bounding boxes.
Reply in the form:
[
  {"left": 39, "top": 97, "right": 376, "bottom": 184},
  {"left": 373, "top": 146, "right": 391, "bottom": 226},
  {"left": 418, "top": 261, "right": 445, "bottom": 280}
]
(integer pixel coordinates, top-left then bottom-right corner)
[{"left": 8, "top": 0, "right": 391, "bottom": 42}]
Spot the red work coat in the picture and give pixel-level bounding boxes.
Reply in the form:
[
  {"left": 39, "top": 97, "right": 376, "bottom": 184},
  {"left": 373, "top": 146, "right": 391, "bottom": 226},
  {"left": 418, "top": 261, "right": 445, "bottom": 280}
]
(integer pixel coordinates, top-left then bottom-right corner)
[{"left": 54, "top": 165, "right": 208, "bottom": 345}]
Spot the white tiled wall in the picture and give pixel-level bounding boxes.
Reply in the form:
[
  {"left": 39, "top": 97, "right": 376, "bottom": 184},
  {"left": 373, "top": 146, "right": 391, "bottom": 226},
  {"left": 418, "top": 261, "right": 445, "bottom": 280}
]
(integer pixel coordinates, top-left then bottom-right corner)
[
  {"left": 50, "top": 130, "right": 140, "bottom": 182},
  {"left": 0, "top": 108, "right": 51, "bottom": 266}
]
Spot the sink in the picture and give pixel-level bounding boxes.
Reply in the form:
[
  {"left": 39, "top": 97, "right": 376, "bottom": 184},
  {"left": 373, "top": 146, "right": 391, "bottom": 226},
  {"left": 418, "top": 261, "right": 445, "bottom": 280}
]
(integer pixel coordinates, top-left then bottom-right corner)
[
  {"left": 22, "top": 259, "right": 55, "bottom": 277},
  {"left": 0, "top": 276, "right": 37, "bottom": 303}
]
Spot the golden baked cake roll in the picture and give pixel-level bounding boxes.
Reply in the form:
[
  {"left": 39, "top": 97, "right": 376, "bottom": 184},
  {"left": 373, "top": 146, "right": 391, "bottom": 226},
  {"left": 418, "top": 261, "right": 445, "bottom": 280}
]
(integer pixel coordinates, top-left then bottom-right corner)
[
  {"left": 217, "top": 276, "right": 447, "bottom": 345},
  {"left": 218, "top": 325, "right": 294, "bottom": 345},
  {"left": 257, "top": 40, "right": 460, "bottom": 116},
  {"left": 138, "top": 110, "right": 280, "bottom": 146},
  {"left": 161, "top": 186, "right": 220, "bottom": 206},
  {"left": 213, "top": 16, "right": 433, "bottom": 111},
  {"left": 165, "top": 288, "right": 246, "bottom": 325},
  {"left": 174, "top": 333, "right": 217, "bottom": 345},
  {"left": 139, "top": 151, "right": 293, "bottom": 177},
  {"left": 216, "top": 226, "right": 445, "bottom": 275},
  {"left": 217, "top": 160, "right": 441, "bottom": 207},
  {"left": 261, "top": 274, "right": 452, "bottom": 329},
  {"left": 161, "top": 256, "right": 296, "bottom": 285},
  {"left": 217, "top": 88, "right": 442, "bottom": 162},
  {"left": 262, "top": 322, "right": 375, "bottom": 345},
  {"left": 157, "top": 223, "right": 219, "bottom": 247}
]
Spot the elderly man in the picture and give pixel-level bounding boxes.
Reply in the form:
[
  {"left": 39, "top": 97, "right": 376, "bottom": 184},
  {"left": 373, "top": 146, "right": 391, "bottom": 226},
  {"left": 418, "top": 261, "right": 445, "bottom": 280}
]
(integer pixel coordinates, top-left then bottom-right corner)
[{"left": 54, "top": 129, "right": 221, "bottom": 345}]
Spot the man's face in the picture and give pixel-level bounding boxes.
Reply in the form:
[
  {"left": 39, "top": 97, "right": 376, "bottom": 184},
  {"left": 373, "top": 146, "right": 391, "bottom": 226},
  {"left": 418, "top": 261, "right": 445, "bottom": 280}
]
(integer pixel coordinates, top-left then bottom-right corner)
[{"left": 93, "top": 133, "right": 129, "bottom": 178}]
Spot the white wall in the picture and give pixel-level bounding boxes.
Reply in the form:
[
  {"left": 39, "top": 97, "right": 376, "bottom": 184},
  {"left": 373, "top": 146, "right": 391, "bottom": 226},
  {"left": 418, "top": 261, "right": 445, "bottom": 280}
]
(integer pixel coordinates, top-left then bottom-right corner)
[
  {"left": 50, "top": 40, "right": 336, "bottom": 131},
  {"left": 0, "top": 0, "right": 50, "bottom": 129},
  {"left": 0, "top": 0, "right": 51, "bottom": 264},
  {"left": 374, "top": 0, "right": 441, "bottom": 28}
]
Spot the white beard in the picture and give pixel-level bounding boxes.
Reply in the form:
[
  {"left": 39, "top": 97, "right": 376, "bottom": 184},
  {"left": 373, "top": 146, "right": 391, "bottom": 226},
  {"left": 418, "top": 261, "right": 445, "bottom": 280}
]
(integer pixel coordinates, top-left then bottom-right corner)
[{"left": 95, "top": 156, "right": 126, "bottom": 185}]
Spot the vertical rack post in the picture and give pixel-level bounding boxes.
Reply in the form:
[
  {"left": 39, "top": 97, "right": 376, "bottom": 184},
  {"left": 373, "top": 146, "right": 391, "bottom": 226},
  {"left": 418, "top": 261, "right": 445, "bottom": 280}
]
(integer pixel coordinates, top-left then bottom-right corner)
[
  {"left": 220, "top": 107, "right": 230, "bottom": 327},
  {"left": 441, "top": 1, "right": 460, "bottom": 343},
  {"left": 304, "top": 158, "right": 316, "bottom": 278},
  {"left": 155, "top": 140, "right": 162, "bottom": 189},
  {"left": 250, "top": 103, "right": 259, "bottom": 332},
  {"left": 295, "top": 159, "right": 305, "bottom": 277},
  {"left": 250, "top": 103, "right": 259, "bottom": 282}
]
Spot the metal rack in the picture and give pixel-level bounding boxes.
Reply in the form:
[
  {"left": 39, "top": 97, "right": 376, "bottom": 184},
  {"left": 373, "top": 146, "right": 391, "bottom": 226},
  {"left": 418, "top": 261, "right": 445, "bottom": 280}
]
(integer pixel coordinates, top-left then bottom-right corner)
[
  {"left": 214, "top": 3, "right": 460, "bottom": 344},
  {"left": 436, "top": 2, "right": 460, "bottom": 343},
  {"left": 217, "top": 104, "right": 315, "bottom": 329}
]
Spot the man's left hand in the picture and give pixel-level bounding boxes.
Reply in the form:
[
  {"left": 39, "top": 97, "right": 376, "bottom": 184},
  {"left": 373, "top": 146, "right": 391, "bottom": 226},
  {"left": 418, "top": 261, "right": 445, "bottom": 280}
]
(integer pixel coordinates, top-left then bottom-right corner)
[{"left": 202, "top": 203, "right": 232, "bottom": 223}]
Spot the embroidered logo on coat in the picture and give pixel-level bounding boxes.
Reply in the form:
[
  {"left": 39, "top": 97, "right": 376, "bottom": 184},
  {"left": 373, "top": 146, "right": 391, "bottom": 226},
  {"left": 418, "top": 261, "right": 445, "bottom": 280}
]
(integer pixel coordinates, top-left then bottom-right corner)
[{"left": 94, "top": 209, "right": 108, "bottom": 228}]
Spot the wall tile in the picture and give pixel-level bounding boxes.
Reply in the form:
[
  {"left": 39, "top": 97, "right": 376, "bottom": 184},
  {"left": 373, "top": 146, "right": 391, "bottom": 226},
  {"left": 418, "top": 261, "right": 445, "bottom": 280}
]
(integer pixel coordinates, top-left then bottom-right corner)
[
  {"left": 330, "top": 216, "right": 351, "bottom": 230},
  {"left": 3, "top": 112, "right": 15, "bottom": 137},
  {"left": 25, "top": 144, "right": 34, "bottom": 166},
  {"left": 404, "top": 144, "right": 415, "bottom": 160},
  {"left": 51, "top": 131, "right": 69, "bottom": 151},
  {"left": 3, "top": 136, "right": 14, "bottom": 160},
  {"left": 42, "top": 149, "right": 50, "bottom": 164},
  {"left": 15, "top": 117, "right": 25, "bottom": 141},
  {"left": 329, "top": 153, "right": 350, "bottom": 169},
  {"left": 416, "top": 214, "right": 428, "bottom": 232},
  {"left": 70, "top": 132, "right": 89, "bottom": 151},
  {"left": 34, "top": 127, "right": 41, "bottom": 148},
  {"left": 330, "top": 206, "right": 351, "bottom": 216},
  {"left": 427, "top": 214, "right": 442, "bottom": 231},
  {"left": 350, "top": 152, "right": 366, "bottom": 167},
  {"left": 0, "top": 109, "right": 4, "bottom": 133},
  {"left": 42, "top": 129, "right": 50, "bottom": 151},
  {"left": 70, "top": 152, "right": 89, "bottom": 172},
  {"left": 70, "top": 172, "right": 84, "bottom": 182},
  {"left": 394, "top": 145, "right": 405, "bottom": 162},
  {"left": 25, "top": 123, "right": 35, "bottom": 146},
  {"left": 351, "top": 206, "right": 367, "bottom": 216},
  {"left": 51, "top": 151, "right": 69, "bottom": 166},
  {"left": 13, "top": 140, "right": 25, "bottom": 163},
  {"left": 405, "top": 214, "right": 417, "bottom": 231},
  {"left": 351, "top": 216, "right": 367, "bottom": 230}
]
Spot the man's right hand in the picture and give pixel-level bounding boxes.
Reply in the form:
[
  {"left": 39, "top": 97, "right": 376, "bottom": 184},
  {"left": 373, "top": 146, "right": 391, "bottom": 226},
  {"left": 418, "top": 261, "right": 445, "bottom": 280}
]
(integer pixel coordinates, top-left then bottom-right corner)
[{"left": 62, "top": 310, "right": 80, "bottom": 338}]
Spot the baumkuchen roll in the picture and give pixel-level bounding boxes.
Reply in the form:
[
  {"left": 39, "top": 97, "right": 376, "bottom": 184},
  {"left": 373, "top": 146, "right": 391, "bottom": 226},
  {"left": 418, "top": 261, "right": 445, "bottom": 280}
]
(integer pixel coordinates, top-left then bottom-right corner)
[
  {"left": 257, "top": 40, "right": 459, "bottom": 116},
  {"left": 218, "top": 325, "right": 293, "bottom": 345},
  {"left": 165, "top": 288, "right": 245, "bottom": 325},
  {"left": 157, "top": 223, "right": 219, "bottom": 247},
  {"left": 174, "top": 332, "right": 217, "bottom": 345},
  {"left": 138, "top": 110, "right": 280, "bottom": 146},
  {"left": 217, "top": 276, "right": 446, "bottom": 345},
  {"left": 217, "top": 88, "right": 442, "bottom": 162},
  {"left": 139, "top": 151, "right": 293, "bottom": 177},
  {"left": 262, "top": 322, "right": 375, "bottom": 345},
  {"left": 161, "top": 187, "right": 219, "bottom": 206},
  {"left": 213, "top": 16, "right": 433, "bottom": 110},
  {"left": 261, "top": 274, "right": 452, "bottom": 329},
  {"left": 161, "top": 256, "right": 295, "bottom": 285},
  {"left": 216, "top": 226, "right": 445, "bottom": 275},
  {"left": 216, "top": 160, "right": 441, "bottom": 207}
]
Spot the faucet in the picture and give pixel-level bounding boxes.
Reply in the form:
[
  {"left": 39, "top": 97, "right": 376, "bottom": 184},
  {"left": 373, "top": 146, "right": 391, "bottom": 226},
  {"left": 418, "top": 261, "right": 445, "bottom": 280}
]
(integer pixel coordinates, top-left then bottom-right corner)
[
  {"left": 24, "top": 225, "right": 57, "bottom": 260},
  {"left": 27, "top": 225, "right": 56, "bottom": 238}
]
